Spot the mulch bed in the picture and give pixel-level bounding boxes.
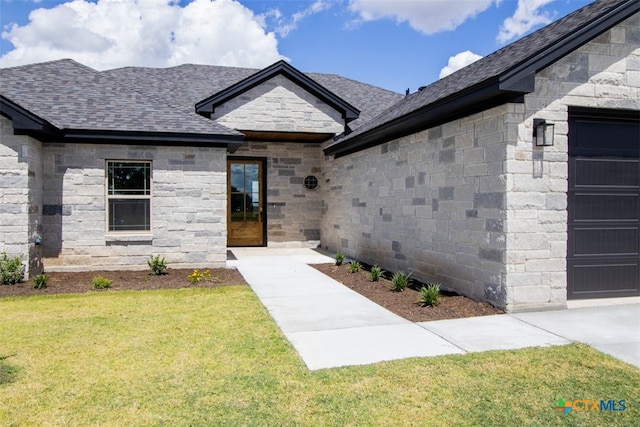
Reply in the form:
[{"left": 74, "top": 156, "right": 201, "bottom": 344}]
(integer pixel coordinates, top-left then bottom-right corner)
[
  {"left": 0, "top": 268, "right": 247, "bottom": 298},
  {"left": 1, "top": 263, "right": 503, "bottom": 322},
  {"left": 312, "top": 263, "right": 503, "bottom": 322}
]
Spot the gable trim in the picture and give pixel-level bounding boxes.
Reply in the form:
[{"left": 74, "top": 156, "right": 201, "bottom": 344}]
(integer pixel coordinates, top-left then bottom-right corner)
[
  {"left": 500, "top": 0, "right": 640, "bottom": 92},
  {"left": 325, "top": 79, "right": 524, "bottom": 157},
  {"left": 195, "top": 60, "right": 360, "bottom": 122},
  {"left": 0, "top": 96, "right": 58, "bottom": 136}
]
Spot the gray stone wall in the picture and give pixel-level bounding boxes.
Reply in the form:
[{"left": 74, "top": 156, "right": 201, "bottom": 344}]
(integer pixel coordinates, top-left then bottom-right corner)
[
  {"left": 213, "top": 75, "right": 345, "bottom": 134},
  {"left": 233, "top": 140, "right": 323, "bottom": 246},
  {"left": 0, "top": 115, "right": 41, "bottom": 277},
  {"left": 321, "top": 105, "right": 511, "bottom": 307},
  {"left": 39, "top": 143, "right": 227, "bottom": 271},
  {"left": 321, "top": 13, "right": 639, "bottom": 312},
  {"left": 505, "top": 12, "right": 640, "bottom": 311},
  {"left": 27, "top": 134, "right": 43, "bottom": 275}
]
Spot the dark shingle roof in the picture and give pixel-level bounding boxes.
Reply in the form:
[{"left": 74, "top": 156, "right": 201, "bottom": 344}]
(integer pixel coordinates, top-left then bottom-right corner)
[
  {"left": 326, "top": 0, "right": 639, "bottom": 156},
  {"left": 1, "top": 57, "right": 402, "bottom": 146},
  {"left": 307, "top": 73, "right": 403, "bottom": 129},
  {"left": 102, "top": 64, "right": 256, "bottom": 114},
  {"left": 103, "top": 64, "right": 403, "bottom": 131},
  {"left": 0, "top": 59, "right": 243, "bottom": 140}
]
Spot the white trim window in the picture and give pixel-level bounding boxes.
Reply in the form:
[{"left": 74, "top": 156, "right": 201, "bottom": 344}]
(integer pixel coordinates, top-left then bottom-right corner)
[{"left": 106, "top": 161, "right": 152, "bottom": 232}]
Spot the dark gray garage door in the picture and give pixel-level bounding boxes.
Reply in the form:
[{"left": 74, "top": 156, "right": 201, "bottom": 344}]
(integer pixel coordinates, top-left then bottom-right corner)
[{"left": 567, "top": 107, "right": 640, "bottom": 299}]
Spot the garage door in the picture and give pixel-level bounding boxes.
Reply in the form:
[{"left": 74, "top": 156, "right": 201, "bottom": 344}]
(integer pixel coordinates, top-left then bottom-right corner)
[{"left": 567, "top": 107, "right": 640, "bottom": 299}]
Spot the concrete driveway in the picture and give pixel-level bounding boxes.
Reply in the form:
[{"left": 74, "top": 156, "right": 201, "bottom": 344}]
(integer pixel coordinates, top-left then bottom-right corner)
[{"left": 229, "top": 247, "right": 640, "bottom": 370}]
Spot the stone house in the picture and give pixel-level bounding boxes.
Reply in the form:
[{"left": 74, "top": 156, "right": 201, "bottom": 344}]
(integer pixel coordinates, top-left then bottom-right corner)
[{"left": 1, "top": 0, "right": 638, "bottom": 311}]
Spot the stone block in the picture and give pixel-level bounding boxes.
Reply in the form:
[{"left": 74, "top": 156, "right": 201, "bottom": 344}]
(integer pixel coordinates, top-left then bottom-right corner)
[
  {"left": 511, "top": 285, "right": 551, "bottom": 304},
  {"left": 473, "top": 192, "right": 503, "bottom": 209},
  {"left": 505, "top": 272, "right": 542, "bottom": 287},
  {"left": 507, "top": 192, "right": 546, "bottom": 209},
  {"left": 525, "top": 258, "right": 565, "bottom": 272},
  {"left": 479, "top": 248, "right": 504, "bottom": 263},
  {"left": 463, "top": 164, "right": 488, "bottom": 177}
]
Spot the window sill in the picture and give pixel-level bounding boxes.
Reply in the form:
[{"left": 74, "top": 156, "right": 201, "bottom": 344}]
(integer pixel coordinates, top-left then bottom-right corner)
[{"left": 105, "top": 234, "right": 153, "bottom": 243}]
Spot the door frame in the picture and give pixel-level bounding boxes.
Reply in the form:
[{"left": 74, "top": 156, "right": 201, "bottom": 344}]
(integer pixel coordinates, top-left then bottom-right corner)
[{"left": 227, "top": 156, "right": 267, "bottom": 247}]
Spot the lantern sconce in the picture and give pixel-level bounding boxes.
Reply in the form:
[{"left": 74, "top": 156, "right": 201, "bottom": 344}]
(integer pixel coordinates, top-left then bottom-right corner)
[{"left": 533, "top": 118, "right": 554, "bottom": 147}]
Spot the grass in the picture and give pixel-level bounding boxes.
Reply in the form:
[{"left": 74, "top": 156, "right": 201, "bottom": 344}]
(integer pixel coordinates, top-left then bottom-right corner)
[{"left": 1, "top": 288, "right": 639, "bottom": 426}]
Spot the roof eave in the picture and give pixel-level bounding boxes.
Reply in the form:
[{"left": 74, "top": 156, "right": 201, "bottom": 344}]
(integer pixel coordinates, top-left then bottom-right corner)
[
  {"left": 326, "top": 0, "right": 640, "bottom": 158},
  {"left": 195, "top": 60, "right": 361, "bottom": 122},
  {"left": 0, "top": 96, "right": 59, "bottom": 136},
  {"left": 62, "top": 129, "right": 245, "bottom": 152},
  {"left": 325, "top": 79, "right": 523, "bottom": 157}
]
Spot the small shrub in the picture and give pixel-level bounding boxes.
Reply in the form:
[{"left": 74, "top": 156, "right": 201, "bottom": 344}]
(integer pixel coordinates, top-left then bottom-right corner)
[
  {"left": 147, "top": 255, "right": 168, "bottom": 275},
  {"left": 420, "top": 283, "right": 441, "bottom": 307},
  {"left": 91, "top": 275, "right": 112, "bottom": 290},
  {"left": 32, "top": 273, "right": 48, "bottom": 289},
  {"left": 0, "top": 253, "right": 25, "bottom": 285},
  {"left": 187, "top": 269, "right": 214, "bottom": 284},
  {"left": 348, "top": 261, "right": 362, "bottom": 273},
  {"left": 335, "top": 250, "right": 345, "bottom": 266},
  {"left": 370, "top": 265, "right": 383, "bottom": 282},
  {"left": 391, "top": 271, "right": 412, "bottom": 292}
]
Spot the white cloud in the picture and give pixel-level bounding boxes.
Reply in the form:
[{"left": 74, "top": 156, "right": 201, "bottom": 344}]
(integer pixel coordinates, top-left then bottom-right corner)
[
  {"left": 348, "top": 0, "right": 497, "bottom": 35},
  {"left": 263, "top": 0, "right": 332, "bottom": 38},
  {"left": 497, "top": 0, "right": 554, "bottom": 43},
  {"left": 439, "top": 50, "right": 483, "bottom": 79},
  {"left": 0, "top": 0, "right": 284, "bottom": 70}
]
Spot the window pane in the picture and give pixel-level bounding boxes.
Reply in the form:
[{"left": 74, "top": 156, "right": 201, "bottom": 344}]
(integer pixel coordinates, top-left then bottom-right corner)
[
  {"left": 108, "top": 162, "right": 150, "bottom": 195},
  {"left": 230, "top": 163, "right": 245, "bottom": 194},
  {"left": 246, "top": 192, "right": 259, "bottom": 221},
  {"left": 244, "top": 164, "right": 259, "bottom": 192},
  {"left": 230, "top": 193, "right": 245, "bottom": 222},
  {"left": 108, "top": 199, "right": 150, "bottom": 231}
]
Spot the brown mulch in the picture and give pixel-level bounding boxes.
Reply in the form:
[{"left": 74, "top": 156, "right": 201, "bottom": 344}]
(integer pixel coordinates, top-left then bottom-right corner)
[
  {"left": 0, "top": 268, "right": 248, "bottom": 299},
  {"left": 312, "top": 263, "right": 503, "bottom": 322},
  {"left": 1, "top": 263, "right": 503, "bottom": 322}
]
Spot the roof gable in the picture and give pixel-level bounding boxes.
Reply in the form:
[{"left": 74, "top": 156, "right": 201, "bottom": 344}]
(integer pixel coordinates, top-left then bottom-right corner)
[
  {"left": 102, "top": 64, "right": 402, "bottom": 133},
  {"left": 210, "top": 73, "right": 347, "bottom": 136},
  {"left": 326, "top": 0, "right": 639, "bottom": 157},
  {"left": 195, "top": 60, "right": 360, "bottom": 123}
]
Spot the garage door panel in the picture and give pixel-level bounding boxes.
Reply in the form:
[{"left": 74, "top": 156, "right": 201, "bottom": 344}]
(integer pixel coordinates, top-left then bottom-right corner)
[
  {"left": 568, "top": 108, "right": 640, "bottom": 299},
  {"left": 572, "top": 119, "right": 639, "bottom": 154},
  {"left": 574, "top": 158, "right": 639, "bottom": 187},
  {"left": 571, "top": 263, "right": 639, "bottom": 297},
  {"left": 572, "top": 227, "right": 638, "bottom": 256},
  {"left": 572, "top": 194, "right": 638, "bottom": 221}
]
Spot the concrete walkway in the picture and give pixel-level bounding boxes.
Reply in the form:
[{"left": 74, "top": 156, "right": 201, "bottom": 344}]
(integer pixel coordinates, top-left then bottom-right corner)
[{"left": 229, "top": 248, "right": 640, "bottom": 371}]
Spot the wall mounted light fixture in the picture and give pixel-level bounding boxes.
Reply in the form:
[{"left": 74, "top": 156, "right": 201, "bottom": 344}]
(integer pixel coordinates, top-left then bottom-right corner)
[{"left": 533, "top": 119, "right": 554, "bottom": 147}]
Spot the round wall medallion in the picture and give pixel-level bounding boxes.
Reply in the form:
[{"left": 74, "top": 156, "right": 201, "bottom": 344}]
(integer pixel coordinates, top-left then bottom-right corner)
[{"left": 303, "top": 175, "right": 319, "bottom": 191}]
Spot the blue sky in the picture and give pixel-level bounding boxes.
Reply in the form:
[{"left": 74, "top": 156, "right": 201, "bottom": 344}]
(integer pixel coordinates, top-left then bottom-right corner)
[{"left": 0, "top": 0, "right": 593, "bottom": 93}]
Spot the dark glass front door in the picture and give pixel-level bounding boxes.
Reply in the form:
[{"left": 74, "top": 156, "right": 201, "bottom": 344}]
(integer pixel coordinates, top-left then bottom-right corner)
[{"left": 227, "top": 159, "right": 264, "bottom": 246}]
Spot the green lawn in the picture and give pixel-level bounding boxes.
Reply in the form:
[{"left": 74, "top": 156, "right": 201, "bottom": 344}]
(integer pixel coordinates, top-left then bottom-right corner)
[{"left": 1, "top": 287, "right": 638, "bottom": 426}]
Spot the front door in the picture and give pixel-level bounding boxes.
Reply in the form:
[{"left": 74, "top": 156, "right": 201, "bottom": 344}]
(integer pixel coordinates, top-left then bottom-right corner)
[{"left": 227, "top": 159, "right": 265, "bottom": 246}]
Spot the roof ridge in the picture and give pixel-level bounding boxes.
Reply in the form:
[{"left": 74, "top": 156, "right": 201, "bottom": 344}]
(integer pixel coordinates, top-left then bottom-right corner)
[
  {"left": 104, "top": 62, "right": 261, "bottom": 74},
  {"left": 0, "top": 57, "right": 97, "bottom": 72},
  {"left": 97, "top": 63, "right": 241, "bottom": 134},
  {"left": 308, "top": 72, "right": 402, "bottom": 96}
]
